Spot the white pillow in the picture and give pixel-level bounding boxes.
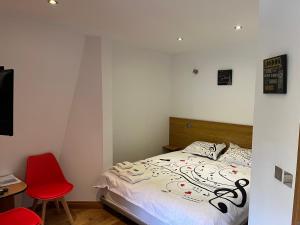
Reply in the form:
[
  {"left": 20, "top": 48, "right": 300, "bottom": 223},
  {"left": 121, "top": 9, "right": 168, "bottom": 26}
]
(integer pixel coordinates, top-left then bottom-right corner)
[
  {"left": 182, "top": 141, "right": 226, "bottom": 160},
  {"left": 219, "top": 143, "right": 252, "bottom": 167}
]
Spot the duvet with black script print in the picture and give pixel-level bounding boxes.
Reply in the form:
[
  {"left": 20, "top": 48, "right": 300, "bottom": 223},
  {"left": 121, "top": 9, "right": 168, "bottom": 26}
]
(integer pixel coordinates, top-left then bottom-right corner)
[{"left": 98, "top": 151, "right": 250, "bottom": 225}]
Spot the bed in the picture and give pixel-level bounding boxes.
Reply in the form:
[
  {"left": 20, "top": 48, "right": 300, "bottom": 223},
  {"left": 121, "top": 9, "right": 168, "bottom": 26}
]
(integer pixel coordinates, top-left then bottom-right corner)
[{"left": 97, "top": 117, "right": 253, "bottom": 225}]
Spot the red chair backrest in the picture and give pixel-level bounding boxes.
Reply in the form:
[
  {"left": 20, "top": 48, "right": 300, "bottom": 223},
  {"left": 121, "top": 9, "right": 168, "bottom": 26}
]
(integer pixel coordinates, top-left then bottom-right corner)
[{"left": 26, "top": 153, "right": 67, "bottom": 187}]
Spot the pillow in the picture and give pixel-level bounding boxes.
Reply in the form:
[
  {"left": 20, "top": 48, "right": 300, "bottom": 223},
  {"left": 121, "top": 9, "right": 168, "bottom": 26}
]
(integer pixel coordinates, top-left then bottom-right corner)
[
  {"left": 219, "top": 143, "right": 252, "bottom": 167},
  {"left": 182, "top": 141, "right": 226, "bottom": 160}
]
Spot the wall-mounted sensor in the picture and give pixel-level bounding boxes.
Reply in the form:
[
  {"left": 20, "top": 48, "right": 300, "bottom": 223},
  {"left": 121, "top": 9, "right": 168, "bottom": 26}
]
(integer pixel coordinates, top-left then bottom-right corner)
[
  {"left": 283, "top": 171, "right": 293, "bottom": 188},
  {"left": 274, "top": 166, "right": 283, "bottom": 182},
  {"left": 193, "top": 69, "right": 199, "bottom": 75}
]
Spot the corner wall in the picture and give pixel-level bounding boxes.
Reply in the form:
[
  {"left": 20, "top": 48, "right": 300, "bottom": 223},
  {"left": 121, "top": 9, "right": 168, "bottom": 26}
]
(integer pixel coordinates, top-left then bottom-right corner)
[
  {"left": 249, "top": 0, "right": 300, "bottom": 224},
  {"left": 60, "top": 37, "right": 104, "bottom": 201},
  {"left": 112, "top": 43, "right": 171, "bottom": 163},
  {"left": 101, "top": 38, "right": 113, "bottom": 170}
]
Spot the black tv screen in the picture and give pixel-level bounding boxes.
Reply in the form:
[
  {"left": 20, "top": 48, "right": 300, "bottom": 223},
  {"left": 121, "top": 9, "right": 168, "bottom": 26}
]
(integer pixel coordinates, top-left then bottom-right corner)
[{"left": 0, "top": 68, "right": 14, "bottom": 136}]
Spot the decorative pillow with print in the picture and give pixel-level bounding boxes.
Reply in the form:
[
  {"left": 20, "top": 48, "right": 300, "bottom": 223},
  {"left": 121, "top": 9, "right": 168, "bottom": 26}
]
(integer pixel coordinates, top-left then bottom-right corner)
[
  {"left": 182, "top": 141, "right": 226, "bottom": 160},
  {"left": 219, "top": 143, "right": 252, "bottom": 167}
]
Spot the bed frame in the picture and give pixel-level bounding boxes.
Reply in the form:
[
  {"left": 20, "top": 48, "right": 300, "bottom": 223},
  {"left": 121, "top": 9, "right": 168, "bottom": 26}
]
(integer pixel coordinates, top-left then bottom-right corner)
[
  {"left": 101, "top": 196, "right": 148, "bottom": 225},
  {"left": 101, "top": 117, "right": 253, "bottom": 225},
  {"left": 169, "top": 117, "right": 253, "bottom": 149}
]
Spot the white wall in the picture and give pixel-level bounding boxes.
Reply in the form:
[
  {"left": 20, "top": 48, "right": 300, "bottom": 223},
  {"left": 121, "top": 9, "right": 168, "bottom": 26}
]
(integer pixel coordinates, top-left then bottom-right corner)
[
  {"left": 249, "top": 1, "right": 300, "bottom": 224},
  {"left": 0, "top": 18, "right": 84, "bottom": 179},
  {"left": 170, "top": 43, "right": 257, "bottom": 125},
  {"left": 0, "top": 17, "right": 113, "bottom": 202},
  {"left": 60, "top": 37, "right": 103, "bottom": 201},
  {"left": 112, "top": 43, "right": 171, "bottom": 163}
]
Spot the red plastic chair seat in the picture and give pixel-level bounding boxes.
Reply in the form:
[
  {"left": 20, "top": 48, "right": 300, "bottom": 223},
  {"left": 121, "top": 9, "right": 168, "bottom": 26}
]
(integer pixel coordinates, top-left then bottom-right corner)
[
  {"left": 25, "top": 153, "right": 74, "bottom": 224},
  {"left": 0, "top": 208, "right": 41, "bottom": 225},
  {"left": 27, "top": 182, "right": 73, "bottom": 200},
  {"left": 26, "top": 153, "right": 74, "bottom": 201}
]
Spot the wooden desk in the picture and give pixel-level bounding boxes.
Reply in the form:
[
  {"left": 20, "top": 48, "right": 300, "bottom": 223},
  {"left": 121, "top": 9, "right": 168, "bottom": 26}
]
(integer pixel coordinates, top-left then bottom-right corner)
[{"left": 0, "top": 181, "right": 27, "bottom": 212}]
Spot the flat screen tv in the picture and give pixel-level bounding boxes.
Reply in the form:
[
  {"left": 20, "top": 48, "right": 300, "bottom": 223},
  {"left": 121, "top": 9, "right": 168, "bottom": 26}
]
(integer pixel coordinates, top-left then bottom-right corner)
[{"left": 0, "top": 67, "right": 14, "bottom": 136}]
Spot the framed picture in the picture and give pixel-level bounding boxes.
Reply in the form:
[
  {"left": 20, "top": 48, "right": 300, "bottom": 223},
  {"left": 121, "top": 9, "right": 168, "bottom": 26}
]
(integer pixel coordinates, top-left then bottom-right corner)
[
  {"left": 263, "top": 54, "right": 287, "bottom": 94},
  {"left": 218, "top": 70, "right": 232, "bottom": 85}
]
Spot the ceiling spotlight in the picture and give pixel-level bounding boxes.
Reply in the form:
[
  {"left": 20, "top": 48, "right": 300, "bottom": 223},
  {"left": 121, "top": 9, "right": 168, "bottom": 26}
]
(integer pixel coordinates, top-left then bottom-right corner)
[
  {"left": 177, "top": 37, "right": 183, "bottom": 41},
  {"left": 48, "top": 0, "right": 58, "bottom": 5},
  {"left": 234, "top": 25, "right": 243, "bottom": 31}
]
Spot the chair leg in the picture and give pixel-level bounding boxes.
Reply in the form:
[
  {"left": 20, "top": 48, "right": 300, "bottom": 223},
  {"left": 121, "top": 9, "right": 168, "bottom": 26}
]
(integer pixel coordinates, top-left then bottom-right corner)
[
  {"left": 61, "top": 198, "right": 74, "bottom": 225},
  {"left": 55, "top": 200, "right": 60, "bottom": 213},
  {"left": 41, "top": 200, "right": 48, "bottom": 225},
  {"left": 32, "top": 199, "right": 39, "bottom": 211}
]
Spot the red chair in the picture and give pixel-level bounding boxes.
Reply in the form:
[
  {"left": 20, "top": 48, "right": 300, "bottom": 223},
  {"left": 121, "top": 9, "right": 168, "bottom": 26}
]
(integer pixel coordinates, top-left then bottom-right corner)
[
  {"left": 0, "top": 207, "right": 41, "bottom": 225},
  {"left": 26, "top": 153, "right": 74, "bottom": 225}
]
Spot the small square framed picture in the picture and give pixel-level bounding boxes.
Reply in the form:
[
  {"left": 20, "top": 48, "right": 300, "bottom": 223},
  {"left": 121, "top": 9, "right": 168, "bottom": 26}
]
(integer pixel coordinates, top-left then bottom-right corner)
[{"left": 218, "top": 70, "right": 232, "bottom": 85}]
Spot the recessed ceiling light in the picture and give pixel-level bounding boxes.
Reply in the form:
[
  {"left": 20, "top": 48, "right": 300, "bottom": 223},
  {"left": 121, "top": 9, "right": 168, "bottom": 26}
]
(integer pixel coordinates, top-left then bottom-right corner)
[
  {"left": 48, "top": 0, "right": 58, "bottom": 5},
  {"left": 177, "top": 37, "right": 183, "bottom": 41},
  {"left": 234, "top": 25, "right": 243, "bottom": 31}
]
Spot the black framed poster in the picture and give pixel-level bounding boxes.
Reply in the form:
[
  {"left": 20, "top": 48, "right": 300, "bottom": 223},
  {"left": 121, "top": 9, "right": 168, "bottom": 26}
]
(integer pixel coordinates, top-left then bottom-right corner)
[
  {"left": 218, "top": 70, "right": 232, "bottom": 85},
  {"left": 263, "top": 54, "right": 287, "bottom": 94}
]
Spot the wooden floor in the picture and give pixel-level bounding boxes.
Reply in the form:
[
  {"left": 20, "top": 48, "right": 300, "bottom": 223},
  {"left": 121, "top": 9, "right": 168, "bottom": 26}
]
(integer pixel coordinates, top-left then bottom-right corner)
[
  {"left": 38, "top": 206, "right": 137, "bottom": 225},
  {"left": 41, "top": 207, "right": 248, "bottom": 225}
]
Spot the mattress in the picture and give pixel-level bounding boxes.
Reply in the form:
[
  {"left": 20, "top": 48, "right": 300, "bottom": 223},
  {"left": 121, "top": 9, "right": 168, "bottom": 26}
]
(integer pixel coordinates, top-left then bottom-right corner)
[{"left": 96, "top": 151, "right": 251, "bottom": 225}]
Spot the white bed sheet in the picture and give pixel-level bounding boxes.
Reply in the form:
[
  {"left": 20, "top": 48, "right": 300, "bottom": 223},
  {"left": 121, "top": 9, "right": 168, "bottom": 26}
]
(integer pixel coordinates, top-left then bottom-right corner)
[{"left": 97, "top": 151, "right": 251, "bottom": 225}]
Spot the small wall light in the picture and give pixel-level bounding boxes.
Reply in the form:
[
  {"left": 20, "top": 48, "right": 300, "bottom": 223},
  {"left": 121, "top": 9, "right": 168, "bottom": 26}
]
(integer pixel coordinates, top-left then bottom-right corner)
[
  {"left": 48, "top": 0, "right": 58, "bottom": 5},
  {"left": 234, "top": 25, "right": 243, "bottom": 31},
  {"left": 193, "top": 69, "right": 199, "bottom": 75}
]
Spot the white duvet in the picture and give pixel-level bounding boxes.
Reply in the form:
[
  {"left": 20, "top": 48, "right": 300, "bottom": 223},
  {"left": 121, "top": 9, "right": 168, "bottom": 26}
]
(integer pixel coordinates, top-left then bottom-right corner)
[{"left": 97, "top": 151, "right": 251, "bottom": 225}]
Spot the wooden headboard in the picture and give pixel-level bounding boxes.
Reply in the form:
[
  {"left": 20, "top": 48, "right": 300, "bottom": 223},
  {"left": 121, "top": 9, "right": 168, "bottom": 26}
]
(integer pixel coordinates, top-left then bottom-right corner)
[{"left": 169, "top": 117, "right": 253, "bottom": 149}]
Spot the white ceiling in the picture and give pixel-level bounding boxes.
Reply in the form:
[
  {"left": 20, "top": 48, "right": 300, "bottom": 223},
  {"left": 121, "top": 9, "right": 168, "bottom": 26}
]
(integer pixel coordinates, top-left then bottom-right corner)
[{"left": 2, "top": 0, "right": 258, "bottom": 53}]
